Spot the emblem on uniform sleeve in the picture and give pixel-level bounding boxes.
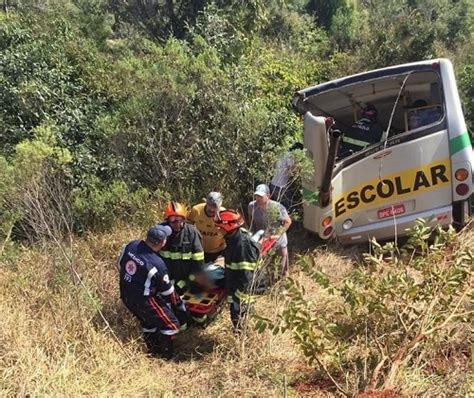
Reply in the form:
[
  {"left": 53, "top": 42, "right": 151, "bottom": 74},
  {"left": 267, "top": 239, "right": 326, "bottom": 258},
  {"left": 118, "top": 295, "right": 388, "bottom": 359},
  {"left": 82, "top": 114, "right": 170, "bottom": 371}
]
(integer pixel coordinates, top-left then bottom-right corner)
[{"left": 125, "top": 260, "right": 137, "bottom": 275}]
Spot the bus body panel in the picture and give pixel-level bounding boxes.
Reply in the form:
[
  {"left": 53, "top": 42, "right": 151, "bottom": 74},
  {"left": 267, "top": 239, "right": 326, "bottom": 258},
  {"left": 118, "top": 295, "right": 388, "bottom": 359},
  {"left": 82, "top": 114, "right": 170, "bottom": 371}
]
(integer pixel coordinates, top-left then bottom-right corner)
[
  {"left": 332, "top": 129, "right": 452, "bottom": 240},
  {"left": 439, "top": 60, "right": 474, "bottom": 201},
  {"left": 337, "top": 204, "right": 452, "bottom": 244}
]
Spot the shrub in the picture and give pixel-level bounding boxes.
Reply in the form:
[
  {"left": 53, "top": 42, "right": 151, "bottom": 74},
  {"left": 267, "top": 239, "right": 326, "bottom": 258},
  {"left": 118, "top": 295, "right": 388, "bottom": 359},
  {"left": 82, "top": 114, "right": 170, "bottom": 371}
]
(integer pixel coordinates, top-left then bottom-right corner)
[{"left": 255, "top": 219, "right": 473, "bottom": 395}]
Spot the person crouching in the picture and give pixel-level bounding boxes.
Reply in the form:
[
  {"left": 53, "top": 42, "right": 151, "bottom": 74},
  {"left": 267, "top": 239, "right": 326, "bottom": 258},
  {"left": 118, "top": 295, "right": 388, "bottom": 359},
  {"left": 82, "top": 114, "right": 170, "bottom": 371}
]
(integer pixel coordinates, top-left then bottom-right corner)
[{"left": 117, "top": 225, "right": 189, "bottom": 359}]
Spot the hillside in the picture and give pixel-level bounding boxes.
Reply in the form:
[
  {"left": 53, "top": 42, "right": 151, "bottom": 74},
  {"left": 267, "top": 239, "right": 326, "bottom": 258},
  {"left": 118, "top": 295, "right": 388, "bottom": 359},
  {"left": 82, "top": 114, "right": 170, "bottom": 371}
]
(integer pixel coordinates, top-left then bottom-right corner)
[
  {"left": 1, "top": 1, "right": 473, "bottom": 396},
  {"left": 1, "top": 222, "right": 472, "bottom": 396}
]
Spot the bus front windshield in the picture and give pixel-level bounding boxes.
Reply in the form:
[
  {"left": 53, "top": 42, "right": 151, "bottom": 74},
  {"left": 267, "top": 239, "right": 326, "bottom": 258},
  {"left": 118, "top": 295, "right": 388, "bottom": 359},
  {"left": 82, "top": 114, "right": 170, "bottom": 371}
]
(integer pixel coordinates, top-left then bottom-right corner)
[{"left": 304, "top": 71, "right": 445, "bottom": 159}]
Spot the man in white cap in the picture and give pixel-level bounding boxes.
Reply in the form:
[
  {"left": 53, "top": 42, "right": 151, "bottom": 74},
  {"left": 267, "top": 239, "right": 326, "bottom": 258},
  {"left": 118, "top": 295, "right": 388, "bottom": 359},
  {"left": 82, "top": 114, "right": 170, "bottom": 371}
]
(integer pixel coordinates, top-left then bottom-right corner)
[
  {"left": 188, "top": 192, "right": 226, "bottom": 263},
  {"left": 118, "top": 225, "right": 189, "bottom": 359},
  {"left": 248, "top": 184, "right": 292, "bottom": 276}
]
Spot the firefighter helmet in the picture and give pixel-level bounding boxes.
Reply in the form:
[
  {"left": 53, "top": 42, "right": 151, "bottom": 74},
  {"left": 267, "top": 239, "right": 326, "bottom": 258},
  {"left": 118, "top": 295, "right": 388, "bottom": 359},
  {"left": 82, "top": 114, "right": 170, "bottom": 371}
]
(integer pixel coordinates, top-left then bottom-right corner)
[
  {"left": 214, "top": 210, "right": 244, "bottom": 233},
  {"left": 163, "top": 201, "right": 187, "bottom": 219},
  {"left": 362, "top": 103, "right": 378, "bottom": 120}
]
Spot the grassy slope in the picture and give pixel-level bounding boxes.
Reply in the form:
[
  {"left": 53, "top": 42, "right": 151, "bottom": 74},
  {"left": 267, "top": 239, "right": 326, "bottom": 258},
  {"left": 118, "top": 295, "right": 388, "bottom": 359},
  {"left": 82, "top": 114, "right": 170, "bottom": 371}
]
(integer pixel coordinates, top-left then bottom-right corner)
[{"left": 0, "top": 223, "right": 472, "bottom": 397}]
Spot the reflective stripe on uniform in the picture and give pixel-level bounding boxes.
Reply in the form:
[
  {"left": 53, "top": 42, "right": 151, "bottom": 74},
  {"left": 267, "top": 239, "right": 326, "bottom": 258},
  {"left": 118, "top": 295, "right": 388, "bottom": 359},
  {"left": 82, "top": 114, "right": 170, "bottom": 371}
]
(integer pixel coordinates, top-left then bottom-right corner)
[
  {"left": 226, "top": 261, "right": 258, "bottom": 271},
  {"left": 142, "top": 327, "right": 157, "bottom": 333},
  {"left": 235, "top": 289, "right": 256, "bottom": 304},
  {"left": 160, "top": 251, "right": 204, "bottom": 261},
  {"left": 191, "top": 315, "right": 208, "bottom": 323},
  {"left": 342, "top": 136, "right": 371, "bottom": 148},
  {"left": 227, "top": 295, "right": 234, "bottom": 303},
  {"left": 160, "top": 329, "right": 179, "bottom": 336},
  {"left": 143, "top": 267, "right": 158, "bottom": 296},
  {"left": 160, "top": 285, "right": 175, "bottom": 296},
  {"left": 192, "top": 252, "right": 204, "bottom": 261},
  {"left": 177, "top": 280, "right": 187, "bottom": 289},
  {"left": 148, "top": 297, "right": 178, "bottom": 331}
]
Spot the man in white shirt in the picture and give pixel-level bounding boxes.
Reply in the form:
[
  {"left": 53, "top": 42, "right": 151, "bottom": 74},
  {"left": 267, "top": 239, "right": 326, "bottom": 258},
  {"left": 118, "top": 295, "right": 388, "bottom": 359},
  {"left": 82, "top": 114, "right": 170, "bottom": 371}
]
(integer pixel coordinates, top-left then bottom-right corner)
[{"left": 248, "top": 184, "right": 292, "bottom": 276}]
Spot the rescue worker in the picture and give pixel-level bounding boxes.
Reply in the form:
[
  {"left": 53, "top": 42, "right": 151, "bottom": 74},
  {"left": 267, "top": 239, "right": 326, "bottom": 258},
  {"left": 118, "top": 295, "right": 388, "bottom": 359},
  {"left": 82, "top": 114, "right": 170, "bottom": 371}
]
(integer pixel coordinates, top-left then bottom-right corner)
[
  {"left": 248, "top": 184, "right": 292, "bottom": 276},
  {"left": 340, "top": 103, "right": 383, "bottom": 156},
  {"left": 160, "top": 201, "right": 205, "bottom": 295},
  {"left": 118, "top": 225, "right": 188, "bottom": 359},
  {"left": 188, "top": 192, "right": 226, "bottom": 263},
  {"left": 214, "top": 210, "right": 260, "bottom": 331}
]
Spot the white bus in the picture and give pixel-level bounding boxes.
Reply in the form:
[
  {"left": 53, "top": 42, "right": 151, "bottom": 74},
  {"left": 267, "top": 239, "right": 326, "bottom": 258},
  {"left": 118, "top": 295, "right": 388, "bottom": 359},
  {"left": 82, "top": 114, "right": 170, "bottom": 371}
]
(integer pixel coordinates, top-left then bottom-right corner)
[{"left": 293, "top": 59, "right": 473, "bottom": 244}]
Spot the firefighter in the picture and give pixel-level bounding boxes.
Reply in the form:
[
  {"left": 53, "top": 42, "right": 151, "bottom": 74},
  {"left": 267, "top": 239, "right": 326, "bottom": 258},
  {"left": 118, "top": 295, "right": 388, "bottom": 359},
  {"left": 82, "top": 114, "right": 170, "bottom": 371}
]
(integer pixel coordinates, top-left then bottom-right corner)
[
  {"left": 340, "top": 103, "right": 383, "bottom": 156},
  {"left": 160, "top": 201, "right": 205, "bottom": 295},
  {"left": 188, "top": 191, "right": 226, "bottom": 263},
  {"left": 214, "top": 210, "right": 260, "bottom": 331},
  {"left": 118, "top": 224, "right": 188, "bottom": 359}
]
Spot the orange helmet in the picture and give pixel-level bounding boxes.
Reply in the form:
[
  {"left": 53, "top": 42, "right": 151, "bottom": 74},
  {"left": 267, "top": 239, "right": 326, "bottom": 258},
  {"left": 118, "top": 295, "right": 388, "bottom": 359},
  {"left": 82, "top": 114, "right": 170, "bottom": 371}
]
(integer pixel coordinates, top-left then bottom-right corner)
[
  {"left": 164, "top": 201, "right": 187, "bottom": 219},
  {"left": 214, "top": 210, "right": 244, "bottom": 233}
]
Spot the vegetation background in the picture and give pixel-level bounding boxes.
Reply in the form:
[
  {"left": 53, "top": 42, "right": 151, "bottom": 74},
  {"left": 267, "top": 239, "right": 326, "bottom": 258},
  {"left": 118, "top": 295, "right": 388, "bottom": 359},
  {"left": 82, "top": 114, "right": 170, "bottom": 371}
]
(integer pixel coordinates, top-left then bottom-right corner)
[{"left": 0, "top": 0, "right": 472, "bottom": 396}]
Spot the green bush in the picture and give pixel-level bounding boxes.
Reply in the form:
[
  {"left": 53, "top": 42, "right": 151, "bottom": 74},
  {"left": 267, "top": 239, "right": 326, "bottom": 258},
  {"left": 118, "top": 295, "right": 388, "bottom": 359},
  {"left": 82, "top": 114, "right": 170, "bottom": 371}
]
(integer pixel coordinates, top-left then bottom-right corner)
[{"left": 255, "top": 220, "right": 473, "bottom": 395}]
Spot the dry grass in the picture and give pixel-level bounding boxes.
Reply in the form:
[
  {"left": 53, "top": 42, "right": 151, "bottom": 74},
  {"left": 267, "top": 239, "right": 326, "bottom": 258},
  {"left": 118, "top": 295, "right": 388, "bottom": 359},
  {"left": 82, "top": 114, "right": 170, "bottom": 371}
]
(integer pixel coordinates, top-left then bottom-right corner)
[{"left": 0, "top": 222, "right": 472, "bottom": 396}]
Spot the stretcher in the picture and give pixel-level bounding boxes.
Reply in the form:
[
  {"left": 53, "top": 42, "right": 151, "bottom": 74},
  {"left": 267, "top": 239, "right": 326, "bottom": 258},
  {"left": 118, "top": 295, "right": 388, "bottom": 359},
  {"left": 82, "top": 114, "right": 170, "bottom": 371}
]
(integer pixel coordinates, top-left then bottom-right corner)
[
  {"left": 182, "top": 287, "right": 227, "bottom": 326},
  {"left": 182, "top": 235, "right": 279, "bottom": 327}
]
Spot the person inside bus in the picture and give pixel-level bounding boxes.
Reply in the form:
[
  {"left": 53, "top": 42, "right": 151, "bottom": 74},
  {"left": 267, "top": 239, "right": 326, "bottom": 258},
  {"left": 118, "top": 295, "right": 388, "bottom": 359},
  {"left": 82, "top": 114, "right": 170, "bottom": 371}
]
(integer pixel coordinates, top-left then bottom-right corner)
[
  {"left": 408, "top": 99, "right": 443, "bottom": 130},
  {"left": 339, "top": 103, "right": 383, "bottom": 158}
]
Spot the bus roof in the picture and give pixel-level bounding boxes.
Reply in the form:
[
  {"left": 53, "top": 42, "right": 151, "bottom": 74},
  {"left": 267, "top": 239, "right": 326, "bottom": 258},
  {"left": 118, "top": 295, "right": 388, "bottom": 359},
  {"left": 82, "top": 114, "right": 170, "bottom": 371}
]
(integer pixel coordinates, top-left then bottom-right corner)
[{"left": 293, "top": 59, "right": 447, "bottom": 113}]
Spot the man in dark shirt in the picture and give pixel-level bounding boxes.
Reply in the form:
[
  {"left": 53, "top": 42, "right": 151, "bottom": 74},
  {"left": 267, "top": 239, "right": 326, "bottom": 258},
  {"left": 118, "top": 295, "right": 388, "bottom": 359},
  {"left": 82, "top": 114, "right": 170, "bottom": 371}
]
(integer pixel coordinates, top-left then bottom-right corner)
[
  {"left": 340, "top": 103, "right": 383, "bottom": 156},
  {"left": 118, "top": 224, "right": 188, "bottom": 359}
]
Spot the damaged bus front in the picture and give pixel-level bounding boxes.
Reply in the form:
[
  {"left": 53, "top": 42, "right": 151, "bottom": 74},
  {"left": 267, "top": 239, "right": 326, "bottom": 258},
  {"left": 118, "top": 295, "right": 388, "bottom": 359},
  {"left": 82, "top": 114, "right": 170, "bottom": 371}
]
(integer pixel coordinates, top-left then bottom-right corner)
[{"left": 294, "top": 59, "right": 473, "bottom": 244}]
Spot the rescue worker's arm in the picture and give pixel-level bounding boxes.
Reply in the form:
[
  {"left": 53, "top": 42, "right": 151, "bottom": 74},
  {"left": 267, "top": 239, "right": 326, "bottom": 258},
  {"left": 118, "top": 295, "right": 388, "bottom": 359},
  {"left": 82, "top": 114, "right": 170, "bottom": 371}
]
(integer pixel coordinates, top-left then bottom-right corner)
[
  {"left": 270, "top": 204, "right": 292, "bottom": 240},
  {"left": 187, "top": 206, "right": 197, "bottom": 224},
  {"left": 189, "top": 227, "right": 205, "bottom": 273},
  {"left": 156, "top": 270, "right": 186, "bottom": 311},
  {"left": 248, "top": 238, "right": 261, "bottom": 264}
]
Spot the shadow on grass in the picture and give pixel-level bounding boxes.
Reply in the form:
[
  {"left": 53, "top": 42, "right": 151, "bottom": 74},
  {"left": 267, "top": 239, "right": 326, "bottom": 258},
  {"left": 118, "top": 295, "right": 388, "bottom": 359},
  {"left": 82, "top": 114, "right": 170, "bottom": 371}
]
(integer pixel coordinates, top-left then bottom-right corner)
[
  {"left": 173, "top": 327, "right": 219, "bottom": 361},
  {"left": 92, "top": 299, "right": 220, "bottom": 361}
]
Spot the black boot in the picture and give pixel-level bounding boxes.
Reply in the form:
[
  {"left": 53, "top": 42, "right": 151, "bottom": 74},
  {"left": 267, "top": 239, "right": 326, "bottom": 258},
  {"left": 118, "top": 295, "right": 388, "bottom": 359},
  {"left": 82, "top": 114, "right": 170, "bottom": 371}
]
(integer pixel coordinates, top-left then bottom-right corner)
[
  {"left": 158, "top": 334, "right": 174, "bottom": 360},
  {"left": 143, "top": 331, "right": 161, "bottom": 355},
  {"left": 143, "top": 332, "right": 174, "bottom": 359}
]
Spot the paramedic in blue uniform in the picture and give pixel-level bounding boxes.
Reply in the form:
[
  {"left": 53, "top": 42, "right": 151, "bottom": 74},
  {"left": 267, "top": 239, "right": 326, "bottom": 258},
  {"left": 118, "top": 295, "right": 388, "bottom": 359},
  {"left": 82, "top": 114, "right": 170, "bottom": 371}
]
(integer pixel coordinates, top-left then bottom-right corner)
[
  {"left": 340, "top": 103, "right": 383, "bottom": 156},
  {"left": 118, "top": 225, "right": 189, "bottom": 359}
]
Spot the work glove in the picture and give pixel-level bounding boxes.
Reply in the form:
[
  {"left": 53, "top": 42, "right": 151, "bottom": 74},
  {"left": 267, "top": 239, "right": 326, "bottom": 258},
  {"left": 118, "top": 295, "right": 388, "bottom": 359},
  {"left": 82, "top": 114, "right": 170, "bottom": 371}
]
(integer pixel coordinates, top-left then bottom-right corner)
[{"left": 176, "top": 301, "right": 191, "bottom": 330}]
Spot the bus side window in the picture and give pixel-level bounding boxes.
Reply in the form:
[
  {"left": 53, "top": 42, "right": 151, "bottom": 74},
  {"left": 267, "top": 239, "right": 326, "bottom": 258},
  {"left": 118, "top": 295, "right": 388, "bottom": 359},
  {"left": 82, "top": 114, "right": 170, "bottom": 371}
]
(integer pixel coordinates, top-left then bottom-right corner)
[{"left": 407, "top": 99, "right": 443, "bottom": 130}]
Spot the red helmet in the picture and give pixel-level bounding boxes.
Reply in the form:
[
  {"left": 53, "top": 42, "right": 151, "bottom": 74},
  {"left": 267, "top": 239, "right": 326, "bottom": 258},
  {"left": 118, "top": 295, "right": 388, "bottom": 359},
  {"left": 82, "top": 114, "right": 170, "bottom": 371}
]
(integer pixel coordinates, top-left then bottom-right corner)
[
  {"left": 163, "top": 201, "right": 187, "bottom": 219},
  {"left": 214, "top": 210, "right": 244, "bottom": 233},
  {"left": 362, "top": 103, "right": 378, "bottom": 120}
]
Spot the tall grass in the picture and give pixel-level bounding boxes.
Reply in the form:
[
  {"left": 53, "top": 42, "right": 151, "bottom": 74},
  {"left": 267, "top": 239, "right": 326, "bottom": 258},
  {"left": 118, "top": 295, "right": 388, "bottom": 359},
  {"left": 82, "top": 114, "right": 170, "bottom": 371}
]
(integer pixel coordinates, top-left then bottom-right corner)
[{"left": 0, "top": 223, "right": 472, "bottom": 396}]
